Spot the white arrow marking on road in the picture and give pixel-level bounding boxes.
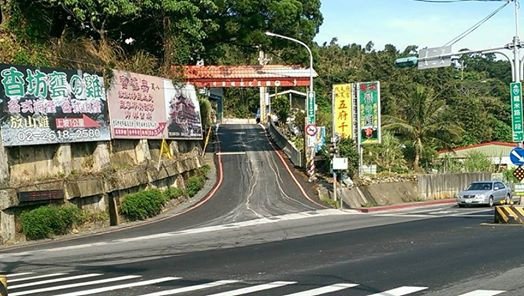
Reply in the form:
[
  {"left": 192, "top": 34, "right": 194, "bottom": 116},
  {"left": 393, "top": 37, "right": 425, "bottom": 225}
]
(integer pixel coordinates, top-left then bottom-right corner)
[
  {"left": 457, "top": 290, "right": 506, "bottom": 296},
  {"left": 282, "top": 283, "right": 358, "bottom": 296},
  {"left": 206, "top": 281, "right": 297, "bottom": 296},
  {"left": 512, "top": 150, "right": 524, "bottom": 162},
  {"left": 368, "top": 286, "right": 428, "bottom": 296},
  {"left": 140, "top": 280, "right": 238, "bottom": 296}
]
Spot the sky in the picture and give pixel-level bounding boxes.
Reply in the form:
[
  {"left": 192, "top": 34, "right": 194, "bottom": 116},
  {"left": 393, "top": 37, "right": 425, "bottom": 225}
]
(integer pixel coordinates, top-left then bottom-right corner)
[{"left": 315, "top": 0, "right": 519, "bottom": 52}]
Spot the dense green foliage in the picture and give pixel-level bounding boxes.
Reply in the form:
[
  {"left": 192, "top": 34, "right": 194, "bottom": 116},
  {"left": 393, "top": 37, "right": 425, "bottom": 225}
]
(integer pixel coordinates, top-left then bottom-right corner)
[
  {"left": 120, "top": 189, "right": 168, "bottom": 221},
  {"left": 186, "top": 176, "right": 205, "bottom": 197},
  {"left": 21, "top": 205, "right": 83, "bottom": 240}
]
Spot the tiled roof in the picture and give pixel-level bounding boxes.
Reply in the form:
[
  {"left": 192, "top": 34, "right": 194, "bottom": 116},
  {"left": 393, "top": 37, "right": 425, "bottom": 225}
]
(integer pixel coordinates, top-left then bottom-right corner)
[{"left": 181, "top": 65, "right": 318, "bottom": 79}]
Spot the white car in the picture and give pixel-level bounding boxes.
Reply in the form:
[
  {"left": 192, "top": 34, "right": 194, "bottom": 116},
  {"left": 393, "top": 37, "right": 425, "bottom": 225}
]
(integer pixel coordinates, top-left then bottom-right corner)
[{"left": 456, "top": 181, "right": 512, "bottom": 207}]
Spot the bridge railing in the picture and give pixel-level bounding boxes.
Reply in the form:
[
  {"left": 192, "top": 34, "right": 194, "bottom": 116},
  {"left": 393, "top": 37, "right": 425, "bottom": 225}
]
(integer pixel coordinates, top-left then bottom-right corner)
[{"left": 267, "top": 121, "right": 303, "bottom": 168}]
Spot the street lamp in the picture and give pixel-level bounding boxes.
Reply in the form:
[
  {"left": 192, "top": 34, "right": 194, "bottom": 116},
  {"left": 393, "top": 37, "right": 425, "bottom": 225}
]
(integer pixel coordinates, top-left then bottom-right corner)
[
  {"left": 264, "top": 31, "right": 314, "bottom": 95},
  {"left": 265, "top": 31, "right": 316, "bottom": 181}
]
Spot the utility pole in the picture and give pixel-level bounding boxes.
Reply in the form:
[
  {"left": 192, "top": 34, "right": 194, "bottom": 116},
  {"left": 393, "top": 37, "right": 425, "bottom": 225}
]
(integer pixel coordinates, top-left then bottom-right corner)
[{"left": 258, "top": 50, "right": 269, "bottom": 124}]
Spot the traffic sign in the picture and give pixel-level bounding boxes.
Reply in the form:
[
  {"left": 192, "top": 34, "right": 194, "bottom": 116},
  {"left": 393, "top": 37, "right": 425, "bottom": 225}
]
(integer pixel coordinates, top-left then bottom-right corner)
[
  {"left": 305, "top": 124, "right": 317, "bottom": 136},
  {"left": 418, "top": 45, "right": 452, "bottom": 70},
  {"left": 513, "top": 165, "right": 524, "bottom": 182},
  {"left": 510, "top": 82, "right": 524, "bottom": 142},
  {"left": 510, "top": 147, "right": 524, "bottom": 165},
  {"left": 307, "top": 91, "right": 315, "bottom": 124}
]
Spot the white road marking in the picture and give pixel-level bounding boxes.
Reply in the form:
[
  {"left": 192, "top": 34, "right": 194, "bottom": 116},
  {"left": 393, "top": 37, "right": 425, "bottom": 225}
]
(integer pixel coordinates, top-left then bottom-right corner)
[
  {"left": 216, "top": 152, "right": 246, "bottom": 155},
  {"left": 8, "top": 273, "right": 67, "bottom": 283},
  {"left": 368, "top": 286, "right": 428, "bottom": 295},
  {"left": 206, "top": 281, "right": 297, "bottom": 296},
  {"left": 457, "top": 290, "right": 506, "bottom": 296},
  {"left": 52, "top": 277, "right": 179, "bottom": 296},
  {"left": 282, "top": 283, "right": 358, "bottom": 295},
  {"left": 140, "top": 280, "right": 238, "bottom": 296},
  {"left": 6, "top": 273, "right": 33, "bottom": 278},
  {"left": 9, "top": 275, "right": 142, "bottom": 296},
  {"left": 116, "top": 233, "right": 175, "bottom": 242},
  {"left": 9, "top": 273, "right": 102, "bottom": 289},
  {"left": 46, "top": 242, "right": 109, "bottom": 252}
]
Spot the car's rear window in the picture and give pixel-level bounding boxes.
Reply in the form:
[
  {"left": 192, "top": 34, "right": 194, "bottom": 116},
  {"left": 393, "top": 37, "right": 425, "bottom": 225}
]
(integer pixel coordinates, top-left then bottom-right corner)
[{"left": 467, "top": 183, "right": 492, "bottom": 190}]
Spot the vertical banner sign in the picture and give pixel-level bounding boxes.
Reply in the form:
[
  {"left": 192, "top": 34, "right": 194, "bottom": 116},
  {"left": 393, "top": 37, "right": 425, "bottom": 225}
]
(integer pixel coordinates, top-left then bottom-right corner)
[
  {"left": 307, "top": 91, "right": 315, "bottom": 124},
  {"left": 107, "top": 70, "right": 167, "bottom": 139},
  {"left": 315, "top": 126, "right": 326, "bottom": 153},
  {"left": 357, "top": 81, "right": 381, "bottom": 144},
  {"left": 163, "top": 80, "right": 203, "bottom": 140},
  {"left": 510, "top": 82, "right": 524, "bottom": 142},
  {"left": 0, "top": 64, "right": 110, "bottom": 146},
  {"left": 333, "top": 84, "right": 353, "bottom": 139}
]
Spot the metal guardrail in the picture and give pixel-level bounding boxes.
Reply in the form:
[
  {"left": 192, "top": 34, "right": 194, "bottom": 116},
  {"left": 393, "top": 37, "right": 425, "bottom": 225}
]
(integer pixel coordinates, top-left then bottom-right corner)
[{"left": 267, "top": 121, "right": 303, "bottom": 168}]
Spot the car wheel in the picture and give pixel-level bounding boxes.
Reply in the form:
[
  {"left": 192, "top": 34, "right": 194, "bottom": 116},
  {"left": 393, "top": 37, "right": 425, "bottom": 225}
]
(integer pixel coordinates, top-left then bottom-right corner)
[
  {"left": 506, "top": 194, "right": 511, "bottom": 205},
  {"left": 458, "top": 204, "right": 465, "bottom": 208},
  {"left": 489, "top": 196, "right": 494, "bottom": 207}
]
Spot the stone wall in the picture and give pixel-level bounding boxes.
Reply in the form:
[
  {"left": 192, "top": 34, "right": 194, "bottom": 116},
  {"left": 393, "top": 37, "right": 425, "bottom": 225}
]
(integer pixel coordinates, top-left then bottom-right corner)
[{"left": 0, "top": 139, "right": 204, "bottom": 244}]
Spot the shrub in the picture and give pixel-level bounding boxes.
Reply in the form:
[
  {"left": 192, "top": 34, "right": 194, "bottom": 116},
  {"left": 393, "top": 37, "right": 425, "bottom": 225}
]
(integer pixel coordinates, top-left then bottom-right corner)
[
  {"left": 164, "top": 187, "right": 185, "bottom": 200},
  {"left": 186, "top": 176, "right": 205, "bottom": 197},
  {"left": 120, "top": 189, "right": 168, "bottom": 221},
  {"left": 21, "top": 205, "right": 83, "bottom": 240}
]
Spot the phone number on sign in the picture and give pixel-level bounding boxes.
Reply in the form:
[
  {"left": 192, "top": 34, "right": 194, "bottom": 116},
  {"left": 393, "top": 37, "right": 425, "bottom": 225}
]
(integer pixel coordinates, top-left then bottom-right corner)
[{"left": 16, "top": 129, "right": 101, "bottom": 142}]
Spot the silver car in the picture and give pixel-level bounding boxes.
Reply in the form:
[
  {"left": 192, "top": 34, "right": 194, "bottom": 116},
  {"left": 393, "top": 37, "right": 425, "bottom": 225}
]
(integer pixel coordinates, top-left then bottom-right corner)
[{"left": 456, "top": 181, "right": 512, "bottom": 207}]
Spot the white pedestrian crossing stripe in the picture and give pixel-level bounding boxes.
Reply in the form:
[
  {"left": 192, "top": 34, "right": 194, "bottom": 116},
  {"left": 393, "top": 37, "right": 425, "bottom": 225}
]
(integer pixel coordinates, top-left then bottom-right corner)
[
  {"left": 368, "top": 286, "right": 428, "bottom": 296},
  {"left": 457, "top": 290, "right": 506, "bottom": 296},
  {"left": 3, "top": 271, "right": 507, "bottom": 296}
]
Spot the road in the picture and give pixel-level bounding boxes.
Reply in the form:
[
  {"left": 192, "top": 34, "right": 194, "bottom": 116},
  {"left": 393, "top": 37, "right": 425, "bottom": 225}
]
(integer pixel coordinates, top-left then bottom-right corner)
[{"left": 2, "top": 124, "right": 524, "bottom": 296}]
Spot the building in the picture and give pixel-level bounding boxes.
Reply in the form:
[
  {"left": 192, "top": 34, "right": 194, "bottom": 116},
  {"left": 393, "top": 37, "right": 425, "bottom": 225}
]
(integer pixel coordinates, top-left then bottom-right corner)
[{"left": 438, "top": 141, "right": 517, "bottom": 169}]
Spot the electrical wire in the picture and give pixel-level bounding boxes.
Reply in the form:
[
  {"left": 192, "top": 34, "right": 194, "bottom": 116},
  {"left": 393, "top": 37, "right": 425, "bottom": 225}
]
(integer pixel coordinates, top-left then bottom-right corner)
[
  {"left": 414, "top": 0, "right": 509, "bottom": 3},
  {"left": 443, "top": 0, "right": 510, "bottom": 45}
]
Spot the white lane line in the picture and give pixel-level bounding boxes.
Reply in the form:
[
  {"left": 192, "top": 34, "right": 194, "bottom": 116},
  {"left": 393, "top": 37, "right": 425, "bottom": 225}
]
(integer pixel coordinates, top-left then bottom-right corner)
[
  {"left": 282, "top": 283, "right": 358, "bottom": 296},
  {"left": 51, "top": 277, "right": 179, "bottom": 296},
  {"left": 8, "top": 273, "right": 67, "bottom": 283},
  {"left": 206, "top": 281, "right": 297, "bottom": 296},
  {"left": 140, "top": 280, "right": 238, "bottom": 296},
  {"left": 9, "top": 275, "right": 141, "bottom": 296},
  {"left": 6, "top": 273, "right": 33, "bottom": 278},
  {"left": 457, "top": 290, "right": 506, "bottom": 296},
  {"left": 368, "top": 286, "right": 428, "bottom": 296},
  {"left": 116, "top": 233, "right": 174, "bottom": 243},
  {"left": 9, "top": 273, "right": 102, "bottom": 289},
  {"left": 46, "top": 242, "right": 109, "bottom": 252}
]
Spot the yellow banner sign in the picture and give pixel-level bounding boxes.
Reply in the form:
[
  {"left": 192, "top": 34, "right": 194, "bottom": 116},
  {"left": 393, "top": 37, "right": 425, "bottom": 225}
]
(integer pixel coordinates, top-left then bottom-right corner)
[{"left": 333, "top": 84, "right": 353, "bottom": 139}]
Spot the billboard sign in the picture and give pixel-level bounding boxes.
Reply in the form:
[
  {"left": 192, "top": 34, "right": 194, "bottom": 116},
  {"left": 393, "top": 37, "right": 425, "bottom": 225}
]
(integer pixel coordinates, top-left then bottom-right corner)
[
  {"left": 107, "top": 70, "right": 167, "bottom": 139},
  {"left": 333, "top": 83, "right": 353, "bottom": 139},
  {"left": 164, "top": 81, "right": 203, "bottom": 140},
  {"left": 357, "top": 81, "right": 381, "bottom": 144},
  {"left": 0, "top": 64, "right": 110, "bottom": 146}
]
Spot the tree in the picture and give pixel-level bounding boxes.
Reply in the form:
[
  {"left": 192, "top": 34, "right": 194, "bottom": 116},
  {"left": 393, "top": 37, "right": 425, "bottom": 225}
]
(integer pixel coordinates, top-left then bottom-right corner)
[
  {"left": 363, "top": 131, "right": 407, "bottom": 173},
  {"left": 271, "top": 95, "right": 290, "bottom": 124},
  {"left": 383, "top": 85, "right": 463, "bottom": 172}
]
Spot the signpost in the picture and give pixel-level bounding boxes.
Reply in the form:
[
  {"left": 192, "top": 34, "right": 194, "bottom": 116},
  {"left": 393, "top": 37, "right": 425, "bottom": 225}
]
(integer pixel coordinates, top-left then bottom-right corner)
[
  {"left": 417, "top": 45, "right": 452, "bottom": 70},
  {"left": 510, "top": 82, "right": 524, "bottom": 142}
]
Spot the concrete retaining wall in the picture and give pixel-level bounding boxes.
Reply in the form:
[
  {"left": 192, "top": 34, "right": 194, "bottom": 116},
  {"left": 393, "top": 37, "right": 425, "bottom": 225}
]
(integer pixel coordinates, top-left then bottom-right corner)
[
  {"left": 340, "top": 172, "right": 493, "bottom": 208},
  {"left": 267, "top": 121, "right": 303, "bottom": 167},
  {"left": 0, "top": 139, "right": 204, "bottom": 245}
]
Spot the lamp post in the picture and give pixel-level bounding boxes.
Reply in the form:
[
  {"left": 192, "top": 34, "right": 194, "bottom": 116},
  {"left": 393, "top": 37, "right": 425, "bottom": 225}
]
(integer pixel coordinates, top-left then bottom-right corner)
[{"left": 265, "top": 31, "right": 316, "bottom": 181}]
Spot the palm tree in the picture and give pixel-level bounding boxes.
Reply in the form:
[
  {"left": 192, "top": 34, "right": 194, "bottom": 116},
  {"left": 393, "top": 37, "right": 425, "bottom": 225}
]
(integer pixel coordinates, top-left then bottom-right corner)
[{"left": 383, "top": 85, "right": 462, "bottom": 172}]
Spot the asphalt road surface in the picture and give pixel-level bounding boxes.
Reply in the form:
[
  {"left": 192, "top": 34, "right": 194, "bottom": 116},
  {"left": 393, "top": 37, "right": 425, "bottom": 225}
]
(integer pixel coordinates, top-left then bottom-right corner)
[{"left": 2, "top": 124, "right": 524, "bottom": 296}]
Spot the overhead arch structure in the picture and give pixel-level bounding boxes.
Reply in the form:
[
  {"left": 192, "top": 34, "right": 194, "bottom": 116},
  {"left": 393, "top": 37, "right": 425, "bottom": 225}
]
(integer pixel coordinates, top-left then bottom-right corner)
[{"left": 179, "top": 65, "right": 318, "bottom": 123}]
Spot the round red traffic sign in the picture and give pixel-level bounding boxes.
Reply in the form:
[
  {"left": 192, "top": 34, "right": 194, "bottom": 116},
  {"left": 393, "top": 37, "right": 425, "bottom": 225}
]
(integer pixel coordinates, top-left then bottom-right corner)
[{"left": 305, "top": 124, "right": 317, "bottom": 136}]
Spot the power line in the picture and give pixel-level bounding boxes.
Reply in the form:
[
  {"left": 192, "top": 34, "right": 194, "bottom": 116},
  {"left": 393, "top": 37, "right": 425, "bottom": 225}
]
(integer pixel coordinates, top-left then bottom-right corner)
[
  {"left": 413, "top": 0, "right": 509, "bottom": 3},
  {"left": 444, "top": 1, "right": 510, "bottom": 46}
]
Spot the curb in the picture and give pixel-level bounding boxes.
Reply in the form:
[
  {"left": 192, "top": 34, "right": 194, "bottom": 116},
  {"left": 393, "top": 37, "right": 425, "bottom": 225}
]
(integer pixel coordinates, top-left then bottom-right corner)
[{"left": 355, "top": 199, "right": 457, "bottom": 213}]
